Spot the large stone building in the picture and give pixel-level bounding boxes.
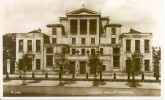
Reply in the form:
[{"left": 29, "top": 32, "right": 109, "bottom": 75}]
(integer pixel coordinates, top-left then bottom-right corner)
[{"left": 15, "top": 6, "right": 153, "bottom": 74}]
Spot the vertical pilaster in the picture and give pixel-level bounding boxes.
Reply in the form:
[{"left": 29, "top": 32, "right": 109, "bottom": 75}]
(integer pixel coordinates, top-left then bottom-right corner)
[
  {"left": 87, "top": 19, "right": 90, "bottom": 45},
  {"left": 77, "top": 19, "right": 80, "bottom": 45},
  {"left": 97, "top": 19, "right": 99, "bottom": 44}
]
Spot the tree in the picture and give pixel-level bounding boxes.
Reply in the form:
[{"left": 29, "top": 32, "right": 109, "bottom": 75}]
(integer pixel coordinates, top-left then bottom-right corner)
[
  {"left": 125, "top": 53, "right": 143, "bottom": 87},
  {"left": 53, "top": 54, "right": 70, "bottom": 85},
  {"left": 87, "top": 51, "right": 103, "bottom": 80}
]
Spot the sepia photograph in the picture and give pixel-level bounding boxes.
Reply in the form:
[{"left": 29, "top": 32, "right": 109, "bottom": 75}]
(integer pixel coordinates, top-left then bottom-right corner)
[{"left": 0, "top": 0, "right": 164, "bottom": 100}]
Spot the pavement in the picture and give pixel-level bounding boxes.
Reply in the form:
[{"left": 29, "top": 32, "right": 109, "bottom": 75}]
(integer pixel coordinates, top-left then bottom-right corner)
[{"left": 3, "top": 80, "right": 161, "bottom": 89}]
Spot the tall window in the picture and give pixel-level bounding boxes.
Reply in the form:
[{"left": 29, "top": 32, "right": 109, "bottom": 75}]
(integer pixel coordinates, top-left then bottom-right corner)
[
  {"left": 72, "top": 38, "right": 76, "bottom": 44},
  {"left": 62, "top": 48, "right": 66, "bottom": 54},
  {"left": 19, "top": 40, "right": 23, "bottom": 51},
  {"left": 46, "top": 55, "right": 53, "bottom": 66},
  {"left": 36, "top": 59, "right": 40, "bottom": 70},
  {"left": 100, "top": 48, "right": 103, "bottom": 55},
  {"left": 145, "top": 60, "right": 149, "bottom": 71},
  {"left": 91, "top": 38, "right": 95, "bottom": 44},
  {"left": 72, "top": 49, "right": 76, "bottom": 55},
  {"left": 52, "top": 38, "right": 56, "bottom": 44},
  {"left": 135, "top": 40, "right": 140, "bottom": 52},
  {"left": 19, "top": 59, "right": 23, "bottom": 70},
  {"left": 52, "top": 28, "right": 57, "bottom": 35},
  {"left": 113, "top": 56, "right": 120, "bottom": 68},
  {"left": 81, "top": 49, "right": 85, "bottom": 55},
  {"left": 90, "top": 19, "right": 96, "bottom": 34},
  {"left": 126, "top": 40, "right": 131, "bottom": 52},
  {"left": 111, "top": 38, "right": 116, "bottom": 44},
  {"left": 81, "top": 38, "right": 85, "bottom": 44},
  {"left": 47, "top": 47, "right": 53, "bottom": 53},
  {"left": 91, "top": 49, "right": 95, "bottom": 55},
  {"left": 70, "top": 20, "right": 77, "bottom": 34},
  {"left": 145, "top": 40, "right": 149, "bottom": 52},
  {"left": 111, "top": 28, "right": 116, "bottom": 35},
  {"left": 36, "top": 40, "right": 41, "bottom": 52},
  {"left": 27, "top": 40, "right": 32, "bottom": 51},
  {"left": 80, "top": 20, "right": 87, "bottom": 34}
]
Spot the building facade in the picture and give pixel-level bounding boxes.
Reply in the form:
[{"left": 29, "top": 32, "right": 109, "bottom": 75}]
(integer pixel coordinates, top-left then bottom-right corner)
[{"left": 15, "top": 7, "right": 153, "bottom": 74}]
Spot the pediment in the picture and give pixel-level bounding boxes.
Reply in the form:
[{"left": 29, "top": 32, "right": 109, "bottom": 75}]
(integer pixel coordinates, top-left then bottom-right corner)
[{"left": 66, "top": 8, "right": 101, "bottom": 15}]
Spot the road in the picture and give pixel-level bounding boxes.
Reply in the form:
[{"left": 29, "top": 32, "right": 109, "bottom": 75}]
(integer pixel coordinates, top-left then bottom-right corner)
[{"left": 3, "top": 85, "right": 160, "bottom": 96}]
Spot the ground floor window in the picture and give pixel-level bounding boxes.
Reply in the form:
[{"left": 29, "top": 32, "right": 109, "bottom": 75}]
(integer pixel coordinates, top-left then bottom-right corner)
[
  {"left": 145, "top": 60, "right": 149, "bottom": 71},
  {"left": 80, "top": 61, "right": 86, "bottom": 74},
  {"left": 36, "top": 59, "right": 40, "bottom": 70},
  {"left": 69, "top": 61, "right": 75, "bottom": 74},
  {"left": 46, "top": 55, "right": 53, "bottom": 66},
  {"left": 19, "top": 59, "right": 23, "bottom": 70},
  {"left": 102, "top": 65, "right": 106, "bottom": 71},
  {"left": 113, "top": 56, "right": 120, "bottom": 68}
]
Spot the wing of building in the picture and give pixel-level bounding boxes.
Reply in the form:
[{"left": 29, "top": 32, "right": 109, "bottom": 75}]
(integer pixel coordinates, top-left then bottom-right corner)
[{"left": 15, "top": 6, "right": 153, "bottom": 75}]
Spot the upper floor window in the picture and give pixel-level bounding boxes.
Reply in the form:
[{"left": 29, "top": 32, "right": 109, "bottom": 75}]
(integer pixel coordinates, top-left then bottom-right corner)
[
  {"left": 126, "top": 40, "right": 131, "bottom": 52},
  {"left": 90, "top": 19, "right": 97, "bottom": 34},
  {"left": 145, "top": 40, "right": 149, "bottom": 52},
  {"left": 72, "top": 49, "right": 76, "bottom": 55},
  {"left": 52, "top": 38, "right": 56, "bottom": 44},
  {"left": 81, "top": 38, "right": 85, "bottom": 44},
  {"left": 19, "top": 40, "right": 23, "bottom": 51},
  {"left": 100, "top": 48, "right": 103, "bottom": 55},
  {"left": 72, "top": 38, "right": 76, "bottom": 44},
  {"left": 27, "top": 40, "right": 32, "bottom": 51},
  {"left": 91, "top": 38, "right": 95, "bottom": 44},
  {"left": 70, "top": 20, "right": 77, "bottom": 34},
  {"left": 111, "top": 38, "right": 116, "bottom": 44},
  {"left": 36, "top": 40, "right": 41, "bottom": 52},
  {"left": 52, "top": 28, "right": 57, "bottom": 35},
  {"left": 111, "top": 28, "right": 116, "bottom": 35},
  {"left": 81, "top": 49, "right": 85, "bottom": 55},
  {"left": 80, "top": 20, "right": 87, "bottom": 34},
  {"left": 135, "top": 40, "right": 140, "bottom": 52},
  {"left": 91, "top": 49, "right": 95, "bottom": 55},
  {"left": 47, "top": 47, "right": 53, "bottom": 53}
]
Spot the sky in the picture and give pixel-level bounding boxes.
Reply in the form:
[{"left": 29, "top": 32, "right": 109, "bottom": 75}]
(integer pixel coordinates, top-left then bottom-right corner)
[{"left": 1, "top": 0, "right": 164, "bottom": 46}]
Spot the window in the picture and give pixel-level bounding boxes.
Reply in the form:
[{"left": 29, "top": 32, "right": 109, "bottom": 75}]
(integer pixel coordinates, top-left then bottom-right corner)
[
  {"left": 102, "top": 65, "right": 106, "bottom": 71},
  {"left": 113, "top": 48, "right": 120, "bottom": 54},
  {"left": 135, "top": 40, "right": 140, "bottom": 52},
  {"left": 100, "top": 48, "right": 103, "bottom": 55},
  {"left": 46, "top": 55, "right": 53, "bottom": 66},
  {"left": 91, "top": 49, "right": 95, "bottom": 55},
  {"left": 72, "top": 38, "right": 76, "bottom": 44},
  {"left": 36, "top": 40, "right": 41, "bottom": 52},
  {"left": 80, "top": 20, "right": 87, "bottom": 34},
  {"left": 81, "top": 38, "right": 85, "bottom": 44},
  {"left": 19, "top": 40, "right": 23, "bottom": 51},
  {"left": 52, "top": 38, "right": 56, "bottom": 44},
  {"left": 72, "top": 49, "right": 76, "bottom": 55},
  {"left": 70, "top": 20, "right": 77, "bottom": 34},
  {"left": 36, "top": 59, "right": 40, "bottom": 70},
  {"left": 145, "top": 60, "right": 149, "bottom": 71},
  {"left": 27, "top": 40, "right": 32, "bottom": 51},
  {"left": 19, "top": 59, "right": 23, "bottom": 70},
  {"left": 90, "top": 19, "right": 97, "bottom": 34},
  {"left": 47, "top": 47, "right": 53, "bottom": 53},
  {"left": 126, "top": 40, "right": 131, "bottom": 52},
  {"left": 113, "top": 56, "right": 120, "bottom": 68},
  {"left": 81, "top": 49, "right": 85, "bottom": 55},
  {"left": 111, "top": 38, "right": 116, "bottom": 44},
  {"left": 52, "top": 28, "right": 57, "bottom": 35},
  {"left": 62, "top": 48, "right": 66, "bottom": 54},
  {"left": 111, "top": 28, "right": 116, "bottom": 35},
  {"left": 145, "top": 40, "right": 149, "bottom": 52},
  {"left": 91, "top": 38, "right": 95, "bottom": 44}
]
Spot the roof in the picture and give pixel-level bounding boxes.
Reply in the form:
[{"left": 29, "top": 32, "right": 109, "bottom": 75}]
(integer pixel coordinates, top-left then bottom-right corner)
[
  {"left": 46, "top": 24, "right": 63, "bottom": 27},
  {"left": 129, "top": 28, "right": 141, "bottom": 33},
  {"left": 105, "top": 24, "right": 122, "bottom": 27},
  {"left": 66, "top": 7, "right": 101, "bottom": 16}
]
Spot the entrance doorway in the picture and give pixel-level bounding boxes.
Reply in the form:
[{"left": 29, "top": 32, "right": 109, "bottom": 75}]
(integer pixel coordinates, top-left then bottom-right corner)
[
  {"left": 80, "top": 61, "right": 86, "bottom": 74},
  {"left": 70, "top": 61, "right": 75, "bottom": 74}
]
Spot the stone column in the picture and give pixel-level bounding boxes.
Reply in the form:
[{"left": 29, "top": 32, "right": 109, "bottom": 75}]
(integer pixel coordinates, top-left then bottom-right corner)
[
  {"left": 7, "top": 59, "right": 10, "bottom": 74},
  {"left": 97, "top": 19, "right": 99, "bottom": 44},
  {"left": 32, "top": 58, "right": 35, "bottom": 71},
  {"left": 76, "top": 61, "right": 79, "bottom": 74},
  {"left": 77, "top": 19, "right": 80, "bottom": 45},
  {"left": 87, "top": 19, "right": 90, "bottom": 45}
]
